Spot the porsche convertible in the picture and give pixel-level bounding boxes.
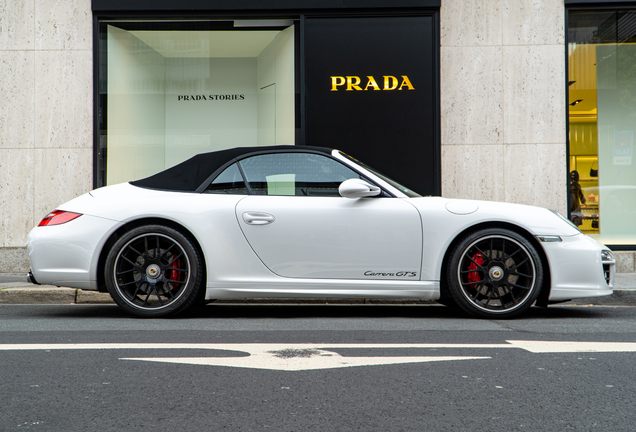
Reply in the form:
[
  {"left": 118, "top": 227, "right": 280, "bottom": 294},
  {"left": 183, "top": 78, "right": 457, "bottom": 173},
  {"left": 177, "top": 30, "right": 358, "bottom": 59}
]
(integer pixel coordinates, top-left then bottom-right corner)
[{"left": 27, "top": 145, "right": 615, "bottom": 318}]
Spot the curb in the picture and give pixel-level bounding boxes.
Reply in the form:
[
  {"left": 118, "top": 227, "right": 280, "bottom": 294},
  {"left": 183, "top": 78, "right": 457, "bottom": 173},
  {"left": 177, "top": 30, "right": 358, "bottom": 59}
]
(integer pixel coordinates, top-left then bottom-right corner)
[
  {"left": 1, "top": 283, "right": 636, "bottom": 306},
  {"left": 0, "top": 286, "right": 115, "bottom": 305}
]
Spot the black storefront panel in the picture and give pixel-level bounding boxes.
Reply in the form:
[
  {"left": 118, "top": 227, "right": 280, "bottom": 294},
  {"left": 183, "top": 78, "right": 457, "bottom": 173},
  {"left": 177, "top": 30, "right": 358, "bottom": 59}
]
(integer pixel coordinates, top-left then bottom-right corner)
[
  {"left": 92, "top": 0, "right": 440, "bottom": 12},
  {"left": 304, "top": 16, "right": 438, "bottom": 195}
]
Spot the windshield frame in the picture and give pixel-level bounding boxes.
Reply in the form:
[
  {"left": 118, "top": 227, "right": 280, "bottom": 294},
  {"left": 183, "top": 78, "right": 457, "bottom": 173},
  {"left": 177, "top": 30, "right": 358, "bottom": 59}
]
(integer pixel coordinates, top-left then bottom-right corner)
[{"left": 336, "top": 151, "right": 422, "bottom": 198}]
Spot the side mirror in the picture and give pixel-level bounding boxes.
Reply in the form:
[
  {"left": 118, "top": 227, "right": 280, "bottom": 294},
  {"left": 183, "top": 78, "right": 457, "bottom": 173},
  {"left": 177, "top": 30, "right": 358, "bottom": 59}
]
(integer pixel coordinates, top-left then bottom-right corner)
[{"left": 339, "top": 179, "right": 381, "bottom": 199}]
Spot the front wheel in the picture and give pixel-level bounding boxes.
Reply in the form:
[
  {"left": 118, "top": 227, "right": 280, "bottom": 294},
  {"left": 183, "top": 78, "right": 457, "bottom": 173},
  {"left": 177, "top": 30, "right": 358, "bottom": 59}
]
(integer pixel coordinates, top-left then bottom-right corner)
[
  {"left": 105, "top": 225, "right": 203, "bottom": 318},
  {"left": 446, "top": 228, "right": 543, "bottom": 319}
]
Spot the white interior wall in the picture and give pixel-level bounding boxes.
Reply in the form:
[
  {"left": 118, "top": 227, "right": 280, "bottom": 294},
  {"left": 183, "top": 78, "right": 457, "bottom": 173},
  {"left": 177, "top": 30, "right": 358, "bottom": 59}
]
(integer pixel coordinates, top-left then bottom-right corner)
[
  {"left": 106, "top": 27, "right": 293, "bottom": 180},
  {"left": 164, "top": 57, "right": 258, "bottom": 166},
  {"left": 257, "top": 84, "right": 277, "bottom": 146},
  {"left": 596, "top": 45, "right": 636, "bottom": 243},
  {"left": 257, "top": 26, "right": 295, "bottom": 145},
  {"left": 107, "top": 26, "right": 166, "bottom": 185}
]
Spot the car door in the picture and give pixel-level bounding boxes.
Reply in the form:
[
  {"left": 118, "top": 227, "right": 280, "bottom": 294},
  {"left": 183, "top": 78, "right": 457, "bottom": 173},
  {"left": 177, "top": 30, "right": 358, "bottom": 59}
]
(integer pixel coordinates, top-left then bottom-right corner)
[{"left": 234, "top": 152, "right": 423, "bottom": 280}]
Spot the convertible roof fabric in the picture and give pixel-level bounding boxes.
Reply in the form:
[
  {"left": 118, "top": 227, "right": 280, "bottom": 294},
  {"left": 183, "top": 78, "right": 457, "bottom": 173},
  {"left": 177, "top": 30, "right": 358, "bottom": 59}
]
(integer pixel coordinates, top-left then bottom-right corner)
[{"left": 129, "top": 145, "right": 333, "bottom": 192}]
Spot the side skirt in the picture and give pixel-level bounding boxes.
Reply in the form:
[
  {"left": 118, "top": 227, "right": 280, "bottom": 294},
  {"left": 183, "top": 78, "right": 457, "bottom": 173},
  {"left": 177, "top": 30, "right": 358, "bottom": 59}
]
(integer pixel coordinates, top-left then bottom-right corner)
[{"left": 205, "top": 280, "right": 439, "bottom": 300}]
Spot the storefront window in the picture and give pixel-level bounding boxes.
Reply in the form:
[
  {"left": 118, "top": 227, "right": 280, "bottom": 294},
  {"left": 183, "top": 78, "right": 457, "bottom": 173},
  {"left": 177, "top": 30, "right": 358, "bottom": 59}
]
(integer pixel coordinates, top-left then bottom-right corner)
[
  {"left": 568, "top": 11, "right": 636, "bottom": 246},
  {"left": 98, "top": 20, "right": 296, "bottom": 186}
]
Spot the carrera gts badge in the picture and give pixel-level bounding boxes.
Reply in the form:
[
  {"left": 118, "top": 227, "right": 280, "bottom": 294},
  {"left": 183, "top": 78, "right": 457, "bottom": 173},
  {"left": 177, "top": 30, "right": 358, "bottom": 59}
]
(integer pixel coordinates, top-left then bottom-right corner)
[{"left": 364, "top": 271, "right": 417, "bottom": 277}]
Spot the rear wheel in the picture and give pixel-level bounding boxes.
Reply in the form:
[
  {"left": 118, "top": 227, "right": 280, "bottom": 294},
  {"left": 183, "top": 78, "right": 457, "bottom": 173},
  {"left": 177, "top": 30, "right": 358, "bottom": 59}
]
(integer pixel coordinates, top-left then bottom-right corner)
[
  {"left": 105, "top": 225, "right": 203, "bottom": 318},
  {"left": 446, "top": 228, "right": 543, "bottom": 319}
]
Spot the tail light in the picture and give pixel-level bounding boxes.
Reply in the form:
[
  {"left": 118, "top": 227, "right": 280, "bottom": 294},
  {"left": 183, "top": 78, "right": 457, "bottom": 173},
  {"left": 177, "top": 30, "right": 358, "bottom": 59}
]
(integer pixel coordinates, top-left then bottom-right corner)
[{"left": 38, "top": 210, "right": 82, "bottom": 226}]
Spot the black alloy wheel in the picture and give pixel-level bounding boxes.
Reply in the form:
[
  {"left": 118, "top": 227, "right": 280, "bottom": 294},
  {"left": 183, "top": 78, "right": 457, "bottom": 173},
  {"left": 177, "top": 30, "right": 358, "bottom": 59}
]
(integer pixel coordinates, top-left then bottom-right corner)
[
  {"left": 105, "top": 225, "right": 203, "bottom": 318},
  {"left": 446, "top": 228, "right": 543, "bottom": 319}
]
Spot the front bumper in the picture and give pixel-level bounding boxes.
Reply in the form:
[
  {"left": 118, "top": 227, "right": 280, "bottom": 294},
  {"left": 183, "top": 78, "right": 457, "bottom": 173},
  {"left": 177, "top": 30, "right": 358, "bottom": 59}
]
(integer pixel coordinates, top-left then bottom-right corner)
[{"left": 540, "top": 233, "right": 615, "bottom": 301}]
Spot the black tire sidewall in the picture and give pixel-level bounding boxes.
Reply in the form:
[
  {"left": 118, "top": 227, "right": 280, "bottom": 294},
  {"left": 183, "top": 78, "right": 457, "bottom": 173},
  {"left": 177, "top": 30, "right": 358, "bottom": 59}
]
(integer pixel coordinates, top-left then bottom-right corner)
[
  {"left": 105, "top": 225, "right": 203, "bottom": 318},
  {"left": 446, "top": 228, "right": 543, "bottom": 319}
]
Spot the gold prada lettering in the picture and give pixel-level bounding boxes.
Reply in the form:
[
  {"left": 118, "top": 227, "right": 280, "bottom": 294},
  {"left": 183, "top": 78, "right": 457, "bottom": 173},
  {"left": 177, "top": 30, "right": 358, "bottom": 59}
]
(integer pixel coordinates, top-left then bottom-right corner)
[
  {"left": 330, "top": 75, "right": 414, "bottom": 91},
  {"left": 346, "top": 76, "right": 362, "bottom": 91},
  {"left": 398, "top": 75, "right": 415, "bottom": 90},
  {"left": 331, "top": 76, "right": 345, "bottom": 91},
  {"left": 364, "top": 76, "right": 381, "bottom": 91},
  {"left": 383, "top": 76, "right": 398, "bottom": 90}
]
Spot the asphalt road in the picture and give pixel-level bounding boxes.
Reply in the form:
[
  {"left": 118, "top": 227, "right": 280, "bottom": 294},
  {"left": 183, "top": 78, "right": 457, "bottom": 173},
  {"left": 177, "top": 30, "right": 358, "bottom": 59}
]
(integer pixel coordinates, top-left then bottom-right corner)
[{"left": 2, "top": 303, "right": 636, "bottom": 431}]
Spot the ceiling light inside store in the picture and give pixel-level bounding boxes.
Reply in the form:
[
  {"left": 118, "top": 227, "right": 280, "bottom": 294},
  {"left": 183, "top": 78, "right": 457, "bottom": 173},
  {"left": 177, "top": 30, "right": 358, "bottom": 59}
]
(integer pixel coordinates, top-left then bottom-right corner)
[
  {"left": 129, "top": 30, "right": 280, "bottom": 57},
  {"left": 234, "top": 20, "right": 293, "bottom": 28},
  {"left": 570, "top": 99, "right": 583, "bottom": 106}
]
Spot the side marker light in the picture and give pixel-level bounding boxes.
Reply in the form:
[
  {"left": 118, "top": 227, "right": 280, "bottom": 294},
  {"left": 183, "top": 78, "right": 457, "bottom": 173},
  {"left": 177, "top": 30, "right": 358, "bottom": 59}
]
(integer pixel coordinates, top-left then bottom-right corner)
[{"left": 537, "top": 236, "right": 562, "bottom": 243}]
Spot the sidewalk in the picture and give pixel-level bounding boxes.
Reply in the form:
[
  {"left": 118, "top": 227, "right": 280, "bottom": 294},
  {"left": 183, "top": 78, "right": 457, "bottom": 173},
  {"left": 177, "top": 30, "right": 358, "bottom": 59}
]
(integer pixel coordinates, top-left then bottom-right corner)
[
  {"left": 2, "top": 273, "right": 636, "bottom": 306},
  {"left": 0, "top": 274, "right": 113, "bottom": 304}
]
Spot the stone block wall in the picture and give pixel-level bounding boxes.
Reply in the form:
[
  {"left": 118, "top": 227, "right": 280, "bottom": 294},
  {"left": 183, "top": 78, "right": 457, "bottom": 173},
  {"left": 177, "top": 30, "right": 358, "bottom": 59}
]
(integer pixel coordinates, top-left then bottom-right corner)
[
  {"left": 440, "top": 0, "right": 567, "bottom": 215},
  {"left": 0, "top": 0, "right": 93, "bottom": 272}
]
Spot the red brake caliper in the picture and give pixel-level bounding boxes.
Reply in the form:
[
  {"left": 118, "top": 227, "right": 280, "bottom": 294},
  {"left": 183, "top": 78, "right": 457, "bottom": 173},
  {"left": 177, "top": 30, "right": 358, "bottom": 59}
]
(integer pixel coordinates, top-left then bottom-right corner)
[
  {"left": 467, "top": 252, "right": 484, "bottom": 285},
  {"left": 169, "top": 259, "right": 181, "bottom": 290}
]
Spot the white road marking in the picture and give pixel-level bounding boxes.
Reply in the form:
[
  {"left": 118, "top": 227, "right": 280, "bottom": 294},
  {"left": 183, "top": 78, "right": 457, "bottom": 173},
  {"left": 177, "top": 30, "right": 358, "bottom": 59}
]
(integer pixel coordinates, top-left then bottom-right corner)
[
  {"left": 2, "top": 341, "right": 636, "bottom": 371},
  {"left": 506, "top": 340, "right": 636, "bottom": 353},
  {"left": 0, "top": 343, "right": 509, "bottom": 350},
  {"left": 121, "top": 349, "right": 489, "bottom": 371},
  {"left": 3, "top": 341, "right": 636, "bottom": 352}
]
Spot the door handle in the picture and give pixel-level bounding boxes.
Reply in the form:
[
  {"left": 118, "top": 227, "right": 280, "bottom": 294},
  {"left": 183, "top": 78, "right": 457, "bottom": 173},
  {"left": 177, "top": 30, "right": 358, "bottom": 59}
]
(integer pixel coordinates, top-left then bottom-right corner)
[{"left": 242, "top": 212, "right": 276, "bottom": 225}]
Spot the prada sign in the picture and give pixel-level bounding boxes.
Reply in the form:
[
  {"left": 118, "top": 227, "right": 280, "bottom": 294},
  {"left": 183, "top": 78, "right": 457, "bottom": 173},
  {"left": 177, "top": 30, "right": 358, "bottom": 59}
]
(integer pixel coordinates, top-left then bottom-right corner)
[
  {"left": 330, "top": 75, "right": 414, "bottom": 91},
  {"left": 177, "top": 94, "right": 245, "bottom": 101},
  {"left": 305, "top": 16, "right": 438, "bottom": 196}
]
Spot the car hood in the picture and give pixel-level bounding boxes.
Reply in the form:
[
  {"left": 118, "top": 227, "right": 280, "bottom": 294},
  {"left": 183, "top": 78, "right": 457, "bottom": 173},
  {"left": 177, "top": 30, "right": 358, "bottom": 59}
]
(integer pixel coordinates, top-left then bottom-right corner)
[{"left": 407, "top": 197, "right": 580, "bottom": 237}]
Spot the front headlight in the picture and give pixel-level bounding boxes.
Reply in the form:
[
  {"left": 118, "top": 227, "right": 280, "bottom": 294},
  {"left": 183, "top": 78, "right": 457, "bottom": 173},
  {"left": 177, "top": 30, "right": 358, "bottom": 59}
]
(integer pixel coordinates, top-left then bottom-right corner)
[
  {"left": 601, "top": 250, "right": 615, "bottom": 262},
  {"left": 549, "top": 209, "right": 582, "bottom": 233}
]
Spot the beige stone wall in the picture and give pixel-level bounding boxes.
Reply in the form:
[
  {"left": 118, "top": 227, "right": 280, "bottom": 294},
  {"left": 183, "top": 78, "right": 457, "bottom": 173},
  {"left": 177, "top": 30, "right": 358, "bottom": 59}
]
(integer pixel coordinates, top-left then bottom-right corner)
[
  {"left": 440, "top": 0, "right": 567, "bottom": 215},
  {"left": 0, "top": 0, "right": 93, "bottom": 260}
]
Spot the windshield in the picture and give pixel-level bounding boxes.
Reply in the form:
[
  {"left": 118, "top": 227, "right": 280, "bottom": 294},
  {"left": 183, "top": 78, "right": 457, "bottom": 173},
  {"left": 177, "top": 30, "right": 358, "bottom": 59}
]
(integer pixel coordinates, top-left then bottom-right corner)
[{"left": 339, "top": 152, "right": 421, "bottom": 198}]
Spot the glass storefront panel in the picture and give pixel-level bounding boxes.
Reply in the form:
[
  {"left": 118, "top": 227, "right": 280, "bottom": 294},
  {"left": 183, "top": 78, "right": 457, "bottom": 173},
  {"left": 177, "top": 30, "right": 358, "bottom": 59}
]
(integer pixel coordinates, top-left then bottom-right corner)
[
  {"left": 98, "top": 21, "right": 296, "bottom": 186},
  {"left": 568, "top": 11, "right": 636, "bottom": 246}
]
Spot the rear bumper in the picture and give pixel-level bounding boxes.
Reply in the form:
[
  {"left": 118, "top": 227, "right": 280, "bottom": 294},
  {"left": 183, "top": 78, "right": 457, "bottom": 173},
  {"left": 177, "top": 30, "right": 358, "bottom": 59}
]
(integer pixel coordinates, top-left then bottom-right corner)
[
  {"left": 28, "top": 270, "right": 40, "bottom": 285},
  {"left": 27, "top": 215, "right": 121, "bottom": 290}
]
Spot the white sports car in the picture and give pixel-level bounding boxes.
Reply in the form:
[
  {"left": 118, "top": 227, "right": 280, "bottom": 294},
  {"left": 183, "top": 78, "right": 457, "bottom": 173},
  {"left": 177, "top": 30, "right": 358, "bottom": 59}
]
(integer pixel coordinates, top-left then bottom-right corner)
[{"left": 27, "top": 146, "right": 615, "bottom": 318}]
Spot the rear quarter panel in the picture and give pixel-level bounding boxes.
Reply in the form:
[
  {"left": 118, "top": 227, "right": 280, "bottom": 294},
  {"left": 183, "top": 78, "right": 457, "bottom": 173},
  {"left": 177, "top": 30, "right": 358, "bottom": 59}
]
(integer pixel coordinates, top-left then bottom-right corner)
[{"left": 60, "top": 184, "right": 276, "bottom": 288}]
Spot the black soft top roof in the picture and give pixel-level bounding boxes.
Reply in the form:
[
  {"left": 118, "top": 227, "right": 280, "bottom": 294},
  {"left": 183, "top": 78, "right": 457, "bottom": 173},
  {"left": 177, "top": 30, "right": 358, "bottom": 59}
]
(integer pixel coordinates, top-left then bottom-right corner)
[{"left": 130, "top": 145, "right": 333, "bottom": 192}]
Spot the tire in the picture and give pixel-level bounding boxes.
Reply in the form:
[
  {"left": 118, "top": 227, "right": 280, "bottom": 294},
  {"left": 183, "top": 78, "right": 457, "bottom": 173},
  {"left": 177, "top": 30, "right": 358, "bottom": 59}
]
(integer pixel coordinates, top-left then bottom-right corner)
[
  {"left": 105, "top": 225, "right": 204, "bottom": 318},
  {"left": 446, "top": 228, "right": 543, "bottom": 319}
]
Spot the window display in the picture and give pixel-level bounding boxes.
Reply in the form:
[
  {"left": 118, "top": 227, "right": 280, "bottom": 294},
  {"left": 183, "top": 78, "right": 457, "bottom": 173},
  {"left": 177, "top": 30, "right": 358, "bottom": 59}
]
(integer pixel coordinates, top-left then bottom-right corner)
[
  {"left": 568, "top": 10, "right": 636, "bottom": 245},
  {"left": 98, "top": 20, "right": 295, "bottom": 186}
]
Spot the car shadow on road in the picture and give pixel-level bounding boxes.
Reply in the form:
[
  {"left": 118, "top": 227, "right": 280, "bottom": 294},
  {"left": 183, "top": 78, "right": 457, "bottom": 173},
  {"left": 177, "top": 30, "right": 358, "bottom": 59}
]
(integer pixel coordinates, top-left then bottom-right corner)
[
  {"left": 27, "top": 302, "right": 622, "bottom": 321},
  {"left": 184, "top": 303, "right": 620, "bottom": 320}
]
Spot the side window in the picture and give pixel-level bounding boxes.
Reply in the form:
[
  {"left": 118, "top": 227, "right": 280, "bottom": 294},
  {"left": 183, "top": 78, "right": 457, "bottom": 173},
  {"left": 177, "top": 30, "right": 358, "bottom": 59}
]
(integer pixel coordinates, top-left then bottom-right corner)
[
  {"left": 204, "top": 163, "right": 248, "bottom": 195},
  {"left": 238, "top": 153, "right": 362, "bottom": 197}
]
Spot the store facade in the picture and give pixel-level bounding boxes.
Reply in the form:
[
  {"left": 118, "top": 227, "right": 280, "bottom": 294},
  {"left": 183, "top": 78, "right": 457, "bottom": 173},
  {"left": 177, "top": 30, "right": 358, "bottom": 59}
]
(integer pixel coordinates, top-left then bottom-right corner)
[
  {"left": 4, "top": 0, "right": 636, "bottom": 273},
  {"left": 93, "top": 1, "right": 440, "bottom": 196}
]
